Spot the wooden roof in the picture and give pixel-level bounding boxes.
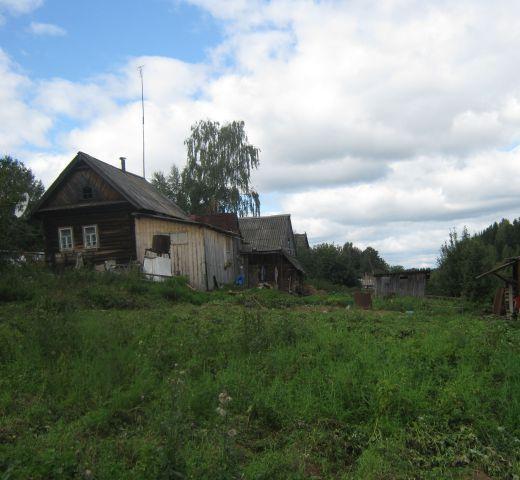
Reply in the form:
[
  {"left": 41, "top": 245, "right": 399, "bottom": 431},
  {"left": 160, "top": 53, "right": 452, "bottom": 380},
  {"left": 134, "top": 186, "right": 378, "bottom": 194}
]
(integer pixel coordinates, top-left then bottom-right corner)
[
  {"left": 294, "top": 232, "right": 310, "bottom": 251},
  {"left": 189, "top": 213, "right": 241, "bottom": 235},
  {"left": 374, "top": 268, "right": 431, "bottom": 278},
  {"left": 476, "top": 257, "right": 519, "bottom": 280},
  {"left": 33, "top": 152, "right": 189, "bottom": 220},
  {"left": 238, "top": 214, "right": 296, "bottom": 256}
]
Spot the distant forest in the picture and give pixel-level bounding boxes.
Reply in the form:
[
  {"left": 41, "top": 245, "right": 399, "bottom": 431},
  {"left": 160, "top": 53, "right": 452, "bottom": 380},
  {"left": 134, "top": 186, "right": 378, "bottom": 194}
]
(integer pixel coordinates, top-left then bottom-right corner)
[
  {"left": 297, "top": 242, "right": 396, "bottom": 288},
  {"left": 429, "top": 218, "right": 520, "bottom": 301},
  {"left": 301, "top": 218, "right": 520, "bottom": 299}
]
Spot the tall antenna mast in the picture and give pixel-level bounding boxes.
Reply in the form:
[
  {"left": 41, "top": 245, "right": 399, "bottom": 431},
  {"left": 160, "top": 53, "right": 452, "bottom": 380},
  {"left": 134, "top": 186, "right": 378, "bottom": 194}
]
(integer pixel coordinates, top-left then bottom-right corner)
[{"left": 138, "top": 65, "right": 145, "bottom": 178}]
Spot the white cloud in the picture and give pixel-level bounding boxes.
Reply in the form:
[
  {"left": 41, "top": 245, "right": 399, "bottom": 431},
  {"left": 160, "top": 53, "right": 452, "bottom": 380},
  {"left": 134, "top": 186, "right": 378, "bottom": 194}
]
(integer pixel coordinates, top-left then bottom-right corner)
[
  {"left": 0, "top": 49, "right": 52, "bottom": 151},
  {"left": 28, "top": 21, "right": 66, "bottom": 36},
  {"left": 10, "top": 0, "right": 520, "bottom": 267},
  {"left": 0, "top": 0, "right": 42, "bottom": 15}
]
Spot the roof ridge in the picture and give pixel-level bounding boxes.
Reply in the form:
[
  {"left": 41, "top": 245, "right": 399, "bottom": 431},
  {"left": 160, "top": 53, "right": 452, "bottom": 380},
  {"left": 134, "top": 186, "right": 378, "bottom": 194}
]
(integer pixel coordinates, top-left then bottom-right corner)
[
  {"left": 239, "top": 213, "right": 291, "bottom": 220},
  {"left": 78, "top": 151, "right": 146, "bottom": 180}
]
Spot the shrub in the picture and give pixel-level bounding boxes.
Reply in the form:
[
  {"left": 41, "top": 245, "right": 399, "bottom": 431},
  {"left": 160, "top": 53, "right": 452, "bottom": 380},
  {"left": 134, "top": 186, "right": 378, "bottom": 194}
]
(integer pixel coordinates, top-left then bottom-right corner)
[
  {"left": 156, "top": 276, "right": 207, "bottom": 305},
  {"left": 0, "top": 270, "right": 34, "bottom": 302},
  {"left": 83, "top": 285, "right": 143, "bottom": 309}
]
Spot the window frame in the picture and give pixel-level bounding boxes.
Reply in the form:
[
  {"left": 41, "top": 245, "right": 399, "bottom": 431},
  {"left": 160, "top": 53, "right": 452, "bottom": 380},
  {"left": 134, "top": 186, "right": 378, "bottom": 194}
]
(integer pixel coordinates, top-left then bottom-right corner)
[
  {"left": 82, "top": 185, "right": 93, "bottom": 200},
  {"left": 58, "top": 227, "right": 74, "bottom": 252},
  {"left": 82, "top": 224, "right": 99, "bottom": 249}
]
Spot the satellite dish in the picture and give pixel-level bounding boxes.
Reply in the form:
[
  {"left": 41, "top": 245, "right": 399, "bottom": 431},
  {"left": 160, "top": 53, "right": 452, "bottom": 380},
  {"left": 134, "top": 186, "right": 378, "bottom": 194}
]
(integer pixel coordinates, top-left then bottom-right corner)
[{"left": 14, "top": 193, "right": 29, "bottom": 218}]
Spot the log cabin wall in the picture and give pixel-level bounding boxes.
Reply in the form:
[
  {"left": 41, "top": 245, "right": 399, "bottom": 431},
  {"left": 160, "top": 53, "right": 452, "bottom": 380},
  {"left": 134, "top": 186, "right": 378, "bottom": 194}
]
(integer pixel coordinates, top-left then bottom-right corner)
[
  {"left": 245, "top": 252, "right": 303, "bottom": 292},
  {"left": 42, "top": 203, "right": 136, "bottom": 265}
]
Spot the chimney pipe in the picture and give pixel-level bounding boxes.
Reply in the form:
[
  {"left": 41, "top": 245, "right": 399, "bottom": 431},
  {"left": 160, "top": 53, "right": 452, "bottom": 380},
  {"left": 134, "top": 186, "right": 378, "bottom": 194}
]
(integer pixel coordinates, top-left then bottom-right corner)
[{"left": 120, "top": 157, "right": 126, "bottom": 172}]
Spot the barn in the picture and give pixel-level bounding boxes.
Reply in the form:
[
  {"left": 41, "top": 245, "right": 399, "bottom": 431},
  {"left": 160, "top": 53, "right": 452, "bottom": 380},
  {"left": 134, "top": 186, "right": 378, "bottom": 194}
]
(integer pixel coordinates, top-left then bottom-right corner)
[
  {"left": 374, "top": 269, "right": 431, "bottom": 298},
  {"left": 238, "top": 214, "right": 305, "bottom": 292},
  {"left": 31, "top": 152, "right": 241, "bottom": 290}
]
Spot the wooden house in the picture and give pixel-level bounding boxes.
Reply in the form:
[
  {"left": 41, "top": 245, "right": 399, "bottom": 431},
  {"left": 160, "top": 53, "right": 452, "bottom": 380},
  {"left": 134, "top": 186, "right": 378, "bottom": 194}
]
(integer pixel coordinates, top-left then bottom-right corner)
[
  {"left": 31, "top": 152, "right": 241, "bottom": 290},
  {"left": 374, "top": 269, "right": 430, "bottom": 298},
  {"left": 238, "top": 214, "right": 305, "bottom": 292}
]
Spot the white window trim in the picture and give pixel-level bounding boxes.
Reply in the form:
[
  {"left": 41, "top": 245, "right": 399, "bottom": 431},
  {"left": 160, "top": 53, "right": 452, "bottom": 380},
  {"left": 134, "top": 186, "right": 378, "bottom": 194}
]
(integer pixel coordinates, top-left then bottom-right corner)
[
  {"left": 82, "top": 224, "right": 99, "bottom": 249},
  {"left": 58, "top": 227, "right": 74, "bottom": 252}
]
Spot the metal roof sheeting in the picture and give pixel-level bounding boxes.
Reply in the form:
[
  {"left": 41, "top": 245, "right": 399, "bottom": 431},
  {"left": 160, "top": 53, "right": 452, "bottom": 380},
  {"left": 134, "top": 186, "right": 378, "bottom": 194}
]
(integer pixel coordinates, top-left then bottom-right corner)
[
  {"left": 34, "top": 152, "right": 189, "bottom": 221},
  {"left": 238, "top": 214, "right": 296, "bottom": 256},
  {"left": 82, "top": 153, "right": 189, "bottom": 220},
  {"left": 238, "top": 215, "right": 304, "bottom": 273}
]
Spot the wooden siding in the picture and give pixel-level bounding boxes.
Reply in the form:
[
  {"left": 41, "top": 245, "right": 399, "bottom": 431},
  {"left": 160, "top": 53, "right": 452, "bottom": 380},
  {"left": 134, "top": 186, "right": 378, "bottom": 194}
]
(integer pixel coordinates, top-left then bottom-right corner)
[
  {"left": 375, "top": 273, "right": 428, "bottom": 298},
  {"left": 41, "top": 204, "right": 135, "bottom": 265},
  {"left": 134, "top": 216, "right": 206, "bottom": 290},
  {"left": 134, "top": 216, "right": 240, "bottom": 291},
  {"left": 246, "top": 252, "right": 303, "bottom": 293},
  {"left": 203, "top": 228, "right": 241, "bottom": 288},
  {"left": 43, "top": 164, "right": 124, "bottom": 208}
]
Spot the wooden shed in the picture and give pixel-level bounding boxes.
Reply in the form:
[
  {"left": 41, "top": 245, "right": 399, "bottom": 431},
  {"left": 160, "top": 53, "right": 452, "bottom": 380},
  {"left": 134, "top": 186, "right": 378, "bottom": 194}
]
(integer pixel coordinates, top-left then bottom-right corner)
[
  {"left": 31, "top": 152, "right": 241, "bottom": 290},
  {"left": 238, "top": 214, "right": 305, "bottom": 293},
  {"left": 374, "top": 269, "right": 431, "bottom": 298}
]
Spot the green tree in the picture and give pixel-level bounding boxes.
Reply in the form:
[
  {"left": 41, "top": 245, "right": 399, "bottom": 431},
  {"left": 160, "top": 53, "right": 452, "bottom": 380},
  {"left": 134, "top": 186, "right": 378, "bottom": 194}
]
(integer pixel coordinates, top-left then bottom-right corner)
[
  {"left": 154, "top": 120, "right": 261, "bottom": 216},
  {"left": 151, "top": 165, "right": 188, "bottom": 212},
  {"left": 298, "top": 241, "right": 390, "bottom": 287},
  {"left": 183, "top": 120, "right": 260, "bottom": 215},
  {"left": 432, "top": 228, "right": 496, "bottom": 301},
  {"left": 0, "top": 156, "right": 44, "bottom": 251},
  {"left": 360, "top": 246, "right": 389, "bottom": 274}
]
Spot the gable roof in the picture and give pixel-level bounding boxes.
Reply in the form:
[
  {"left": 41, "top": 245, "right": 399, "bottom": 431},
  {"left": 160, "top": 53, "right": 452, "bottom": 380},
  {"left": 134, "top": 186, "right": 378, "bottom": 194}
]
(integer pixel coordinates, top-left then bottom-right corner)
[
  {"left": 33, "top": 152, "right": 189, "bottom": 220},
  {"left": 238, "top": 214, "right": 296, "bottom": 256},
  {"left": 294, "top": 232, "right": 310, "bottom": 251}
]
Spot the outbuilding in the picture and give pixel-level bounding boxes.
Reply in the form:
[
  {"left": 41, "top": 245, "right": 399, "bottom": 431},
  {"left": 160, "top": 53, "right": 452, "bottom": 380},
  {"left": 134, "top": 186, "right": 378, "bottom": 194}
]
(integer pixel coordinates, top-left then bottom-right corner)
[
  {"left": 238, "top": 214, "right": 305, "bottom": 292},
  {"left": 374, "top": 269, "right": 431, "bottom": 298}
]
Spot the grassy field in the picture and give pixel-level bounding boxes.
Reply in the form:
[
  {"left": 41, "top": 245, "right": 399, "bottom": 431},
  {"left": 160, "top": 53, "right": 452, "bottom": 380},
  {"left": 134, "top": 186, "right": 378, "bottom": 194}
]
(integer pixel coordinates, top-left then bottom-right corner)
[{"left": 1, "top": 266, "right": 520, "bottom": 479}]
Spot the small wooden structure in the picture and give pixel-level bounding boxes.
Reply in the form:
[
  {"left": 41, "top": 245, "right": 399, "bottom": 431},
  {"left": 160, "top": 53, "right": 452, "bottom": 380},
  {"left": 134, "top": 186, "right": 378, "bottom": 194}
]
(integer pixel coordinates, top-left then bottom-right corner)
[
  {"left": 360, "top": 272, "right": 375, "bottom": 290},
  {"left": 294, "top": 232, "right": 310, "bottom": 254},
  {"left": 476, "top": 257, "right": 520, "bottom": 318},
  {"left": 31, "top": 152, "right": 241, "bottom": 290},
  {"left": 374, "top": 269, "right": 430, "bottom": 298},
  {"left": 238, "top": 214, "right": 305, "bottom": 292}
]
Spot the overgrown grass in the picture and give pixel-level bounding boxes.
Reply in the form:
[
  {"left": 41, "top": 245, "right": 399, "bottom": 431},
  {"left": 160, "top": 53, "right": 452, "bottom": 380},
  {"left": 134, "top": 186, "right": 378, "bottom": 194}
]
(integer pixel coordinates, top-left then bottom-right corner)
[{"left": 1, "top": 267, "right": 519, "bottom": 479}]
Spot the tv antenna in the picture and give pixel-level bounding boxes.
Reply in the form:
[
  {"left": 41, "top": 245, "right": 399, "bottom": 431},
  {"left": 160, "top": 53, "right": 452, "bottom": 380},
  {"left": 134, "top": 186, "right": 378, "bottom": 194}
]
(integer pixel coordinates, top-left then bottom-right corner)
[
  {"left": 138, "top": 65, "right": 145, "bottom": 178},
  {"left": 14, "top": 193, "right": 29, "bottom": 218}
]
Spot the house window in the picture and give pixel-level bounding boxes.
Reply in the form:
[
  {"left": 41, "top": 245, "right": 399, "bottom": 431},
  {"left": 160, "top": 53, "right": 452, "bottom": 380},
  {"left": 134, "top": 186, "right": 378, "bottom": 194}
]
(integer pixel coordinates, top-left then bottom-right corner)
[
  {"left": 83, "top": 225, "right": 98, "bottom": 249},
  {"left": 58, "top": 227, "right": 74, "bottom": 251},
  {"left": 82, "top": 186, "right": 93, "bottom": 199}
]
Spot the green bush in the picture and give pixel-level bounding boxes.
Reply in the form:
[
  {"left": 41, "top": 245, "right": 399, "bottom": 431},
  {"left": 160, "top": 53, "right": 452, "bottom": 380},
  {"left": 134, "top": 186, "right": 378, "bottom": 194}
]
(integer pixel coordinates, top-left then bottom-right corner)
[{"left": 0, "top": 269, "right": 34, "bottom": 302}]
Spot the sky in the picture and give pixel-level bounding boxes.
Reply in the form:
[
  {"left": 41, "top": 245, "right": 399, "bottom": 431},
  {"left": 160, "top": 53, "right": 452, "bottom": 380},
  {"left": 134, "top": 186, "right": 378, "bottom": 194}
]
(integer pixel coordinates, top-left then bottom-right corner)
[{"left": 2, "top": 0, "right": 520, "bottom": 267}]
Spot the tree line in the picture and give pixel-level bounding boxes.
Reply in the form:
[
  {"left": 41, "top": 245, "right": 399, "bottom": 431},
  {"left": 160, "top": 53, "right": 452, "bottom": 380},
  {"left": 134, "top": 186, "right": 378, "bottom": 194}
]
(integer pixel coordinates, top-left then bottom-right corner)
[
  {"left": 429, "top": 219, "right": 520, "bottom": 301},
  {"left": 297, "top": 242, "right": 395, "bottom": 287}
]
